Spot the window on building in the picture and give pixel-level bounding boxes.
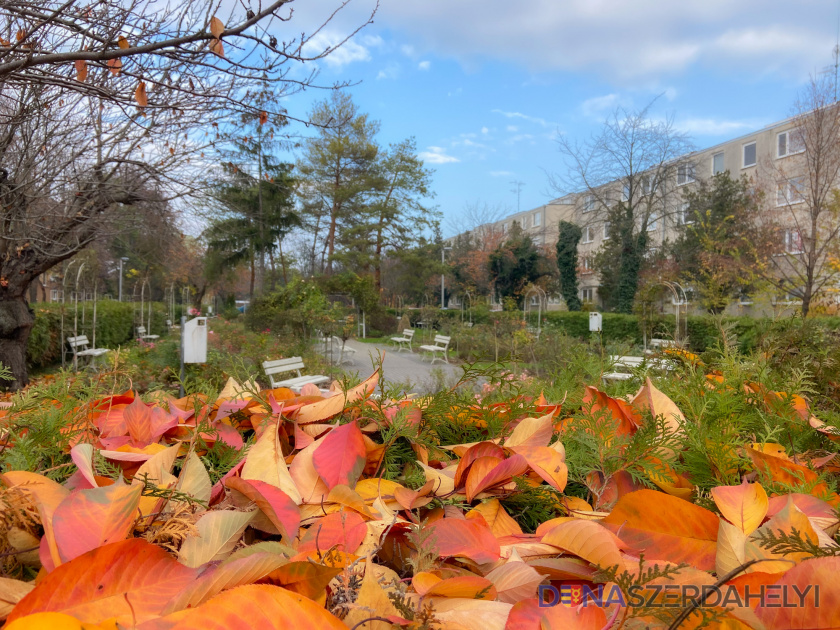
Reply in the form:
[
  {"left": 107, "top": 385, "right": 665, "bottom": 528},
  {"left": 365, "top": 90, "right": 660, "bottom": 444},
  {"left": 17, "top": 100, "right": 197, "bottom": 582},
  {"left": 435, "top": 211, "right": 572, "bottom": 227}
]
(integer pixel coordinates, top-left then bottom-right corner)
[
  {"left": 776, "top": 177, "right": 805, "bottom": 206},
  {"left": 582, "top": 194, "right": 595, "bottom": 212},
  {"left": 581, "top": 226, "right": 594, "bottom": 244},
  {"left": 580, "top": 256, "right": 593, "bottom": 274},
  {"left": 678, "top": 201, "right": 694, "bottom": 224},
  {"left": 677, "top": 163, "right": 695, "bottom": 186},
  {"left": 641, "top": 176, "right": 657, "bottom": 196},
  {"left": 533, "top": 211, "right": 541, "bottom": 227},
  {"left": 712, "top": 151, "right": 725, "bottom": 175},
  {"left": 784, "top": 229, "right": 804, "bottom": 254},
  {"left": 521, "top": 215, "right": 529, "bottom": 229},
  {"left": 778, "top": 128, "right": 805, "bottom": 158},
  {"left": 581, "top": 288, "right": 594, "bottom": 302},
  {"left": 621, "top": 182, "right": 630, "bottom": 202},
  {"left": 603, "top": 222, "right": 611, "bottom": 240},
  {"left": 647, "top": 213, "right": 659, "bottom": 232},
  {"left": 50, "top": 289, "right": 60, "bottom": 302},
  {"left": 743, "top": 142, "right": 757, "bottom": 168}
]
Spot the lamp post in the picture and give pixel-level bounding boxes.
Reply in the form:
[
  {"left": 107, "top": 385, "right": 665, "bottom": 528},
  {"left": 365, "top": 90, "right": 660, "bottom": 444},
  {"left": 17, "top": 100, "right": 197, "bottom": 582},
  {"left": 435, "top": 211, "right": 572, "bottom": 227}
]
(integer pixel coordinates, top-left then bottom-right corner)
[
  {"left": 440, "top": 246, "right": 452, "bottom": 309},
  {"left": 118, "top": 257, "right": 129, "bottom": 302}
]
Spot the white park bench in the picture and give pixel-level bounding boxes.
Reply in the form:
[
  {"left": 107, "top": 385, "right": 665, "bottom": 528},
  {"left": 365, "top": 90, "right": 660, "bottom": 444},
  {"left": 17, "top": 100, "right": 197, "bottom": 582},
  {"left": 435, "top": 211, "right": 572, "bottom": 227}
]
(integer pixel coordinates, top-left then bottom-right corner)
[
  {"left": 329, "top": 336, "right": 356, "bottom": 365},
  {"left": 136, "top": 326, "right": 159, "bottom": 341},
  {"left": 262, "top": 357, "right": 330, "bottom": 392},
  {"left": 602, "top": 355, "right": 674, "bottom": 383},
  {"left": 420, "top": 334, "right": 452, "bottom": 364},
  {"left": 66, "top": 335, "right": 110, "bottom": 369},
  {"left": 390, "top": 328, "right": 415, "bottom": 352}
]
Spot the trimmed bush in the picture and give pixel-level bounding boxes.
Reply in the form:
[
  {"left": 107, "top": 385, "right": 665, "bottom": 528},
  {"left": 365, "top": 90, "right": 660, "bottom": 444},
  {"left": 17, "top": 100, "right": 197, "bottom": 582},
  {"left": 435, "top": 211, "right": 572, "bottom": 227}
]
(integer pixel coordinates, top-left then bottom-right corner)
[{"left": 28, "top": 301, "right": 172, "bottom": 370}]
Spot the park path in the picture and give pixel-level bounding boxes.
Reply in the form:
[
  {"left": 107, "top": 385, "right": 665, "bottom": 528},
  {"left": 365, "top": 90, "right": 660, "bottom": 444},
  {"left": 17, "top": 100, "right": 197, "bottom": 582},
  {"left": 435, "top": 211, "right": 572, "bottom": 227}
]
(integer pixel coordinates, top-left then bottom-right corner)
[{"left": 338, "top": 338, "right": 461, "bottom": 394}]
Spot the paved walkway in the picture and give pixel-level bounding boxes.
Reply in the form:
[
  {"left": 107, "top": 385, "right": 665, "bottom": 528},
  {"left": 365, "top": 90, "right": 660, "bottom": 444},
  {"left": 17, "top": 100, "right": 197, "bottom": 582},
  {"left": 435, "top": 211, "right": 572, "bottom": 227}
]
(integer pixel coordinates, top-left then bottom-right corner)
[{"left": 336, "top": 338, "right": 461, "bottom": 394}]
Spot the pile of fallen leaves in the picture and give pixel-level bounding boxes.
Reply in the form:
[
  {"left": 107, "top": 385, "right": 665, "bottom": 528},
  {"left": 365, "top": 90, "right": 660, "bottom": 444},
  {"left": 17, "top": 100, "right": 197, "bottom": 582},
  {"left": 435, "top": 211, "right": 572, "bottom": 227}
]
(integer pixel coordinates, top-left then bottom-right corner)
[{"left": 1, "top": 366, "right": 840, "bottom": 630}]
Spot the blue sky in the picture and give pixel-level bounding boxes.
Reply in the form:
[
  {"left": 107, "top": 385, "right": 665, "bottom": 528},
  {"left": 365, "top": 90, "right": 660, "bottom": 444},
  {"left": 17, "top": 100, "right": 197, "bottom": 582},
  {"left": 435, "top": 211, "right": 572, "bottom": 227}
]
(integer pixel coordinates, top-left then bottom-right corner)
[{"left": 281, "top": 0, "right": 839, "bottom": 236}]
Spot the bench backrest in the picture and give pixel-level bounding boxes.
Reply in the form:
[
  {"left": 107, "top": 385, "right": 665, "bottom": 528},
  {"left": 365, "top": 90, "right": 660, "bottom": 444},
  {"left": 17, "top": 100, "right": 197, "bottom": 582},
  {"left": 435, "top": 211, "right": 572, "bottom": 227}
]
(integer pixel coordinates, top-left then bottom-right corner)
[
  {"left": 67, "top": 336, "right": 90, "bottom": 349},
  {"left": 136, "top": 326, "right": 147, "bottom": 335},
  {"left": 403, "top": 329, "right": 415, "bottom": 339},
  {"left": 610, "top": 355, "right": 644, "bottom": 368},
  {"left": 433, "top": 335, "right": 451, "bottom": 348},
  {"left": 263, "top": 357, "right": 306, "bottom": 378},
  {"left": 650, "top": 338, "right": 676, "bottom": 348},
  {"left": 166, "top": 319, "right": 173, "bottom": 327}
]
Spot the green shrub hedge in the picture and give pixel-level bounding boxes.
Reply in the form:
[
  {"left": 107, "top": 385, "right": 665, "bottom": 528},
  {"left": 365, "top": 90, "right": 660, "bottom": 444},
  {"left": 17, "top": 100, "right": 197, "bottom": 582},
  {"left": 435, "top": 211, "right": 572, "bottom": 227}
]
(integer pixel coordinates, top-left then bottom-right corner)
[
  {"left": 28, "top": 301, "right": 174, "bottom": 369},
  {"left": 388, "top": 306, "right": 840, "bottom": 355}
]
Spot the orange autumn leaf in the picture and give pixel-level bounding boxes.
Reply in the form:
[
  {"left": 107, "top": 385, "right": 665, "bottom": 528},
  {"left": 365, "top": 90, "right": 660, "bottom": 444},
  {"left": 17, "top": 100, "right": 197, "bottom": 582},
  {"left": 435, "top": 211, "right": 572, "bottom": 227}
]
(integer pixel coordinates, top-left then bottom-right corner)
[
  {"left": 297, "top": 511, "right": 367, "bottom": 555},
  {"left": 74, "top": 59, "right": 87, "bottom": 82},
  {"left": 601, "top": 489, "right": 719, "bottom": 570},
  {"left": 754, "top": 556, "right": 839, "bottom": 629},
  {"left": 209, "top": 16, "right": 225, "bottom": 38},
  {"left": 710, "top": 480, "right": 768, "bottom": 534},
  {"left": 161, "top": 584, "right": 346, "bottom": 629},
  {"left": 261, "top": 561, "right": 341, "bottom": 600},
  {"left": 52, "top": 480, "right": 142, "bottom": 563},
  {"left": 467, "top": 499, "right": 522, "bottom": 537},
  {"left": 135, "top": 81, "right": 147, "bottom": 107},
  {"left": 425, "top": 517, "right": 501, "bottom": 564},
  {"left": 8, "top": 539, "right": 197, "bottom": 626},
  {"left": 540, "top": 519, "right": 623, "bottom": 569},
  {"left": 107, "top": 58, "right": 121, "bottom": 75}
]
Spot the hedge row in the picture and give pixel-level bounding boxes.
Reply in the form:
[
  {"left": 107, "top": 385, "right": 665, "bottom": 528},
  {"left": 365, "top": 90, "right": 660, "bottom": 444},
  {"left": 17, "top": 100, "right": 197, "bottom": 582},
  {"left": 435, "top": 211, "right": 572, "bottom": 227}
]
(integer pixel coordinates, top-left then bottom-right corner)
[
  {"left": 28, "top": 301, "right": 175, "bottom": 369},
  {"left": 390, "top": 307, "right": 840, "bottom": 355}
]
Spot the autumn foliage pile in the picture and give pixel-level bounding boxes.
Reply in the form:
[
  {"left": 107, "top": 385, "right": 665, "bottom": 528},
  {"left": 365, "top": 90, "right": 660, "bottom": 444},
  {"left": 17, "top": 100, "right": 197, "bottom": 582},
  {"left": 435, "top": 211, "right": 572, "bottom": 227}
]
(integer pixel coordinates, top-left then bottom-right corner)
[{"left": 2, "top": 357, "right": 840, "bottom": 629}]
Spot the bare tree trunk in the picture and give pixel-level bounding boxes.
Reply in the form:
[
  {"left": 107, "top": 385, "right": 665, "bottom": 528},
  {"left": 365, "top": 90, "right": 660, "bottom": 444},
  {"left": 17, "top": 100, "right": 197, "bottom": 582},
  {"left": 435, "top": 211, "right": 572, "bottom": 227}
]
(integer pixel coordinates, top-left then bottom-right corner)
[
  {"left": 0, "top": 296, "right": 35, "bottom": 390},
  {"left": 278, "top": 238, "right": 288, "bottom": 284},
  {"left": 249, "top": 248, "right": 256, "bottom": 301},
  {"left": 267, "top": 248, "right": 277, "bottom": 291}
]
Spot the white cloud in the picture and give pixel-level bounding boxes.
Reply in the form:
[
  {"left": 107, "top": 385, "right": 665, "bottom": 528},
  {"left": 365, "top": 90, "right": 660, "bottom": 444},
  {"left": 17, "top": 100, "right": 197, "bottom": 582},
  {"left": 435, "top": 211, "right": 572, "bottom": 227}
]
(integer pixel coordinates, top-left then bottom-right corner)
[
  {"left": 401, "top": 44, "right": 416, "bottom": 57},
  {"left": 492, "top": 109, "right": 556, "bottom": 128},
  {"left": 366, "top": 1, "right": 834, "bottom": 82},
  {"left": 419, "top": 146, "right": 460, "bottom": 164},
  {"left": 675, "top": 116, "right": 769, "bottom": 136},
  {"left": 418, "top": 60, "right": 431, "bottom": 70},
  {"left": 376, "top": 63, "right": 401, "bottom": 80},
  {"left": 581, "top": 93, "right": 620, "bottom": 117},
  {"left": 481, "top": 127, "right": 490, "bottom": 134},
  {"left": 303, "top": 31, "right": 376, "bottom": 68},
  {"left": 506, "top": 125, "right": 519, "bottom": 132}
]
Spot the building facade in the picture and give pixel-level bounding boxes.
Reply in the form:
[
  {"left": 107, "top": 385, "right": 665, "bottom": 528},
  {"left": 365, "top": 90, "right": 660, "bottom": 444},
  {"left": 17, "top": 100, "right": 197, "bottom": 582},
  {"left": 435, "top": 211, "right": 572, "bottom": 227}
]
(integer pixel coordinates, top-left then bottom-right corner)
[{"left": 457, "top": 111, "right": 829, "bottom": 314}]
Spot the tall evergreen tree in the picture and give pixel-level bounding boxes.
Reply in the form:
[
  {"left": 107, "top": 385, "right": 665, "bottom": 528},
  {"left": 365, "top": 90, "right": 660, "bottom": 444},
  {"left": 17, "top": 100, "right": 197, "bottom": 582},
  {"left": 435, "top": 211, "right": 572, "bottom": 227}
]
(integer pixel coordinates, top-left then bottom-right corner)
[
  {"left": 556, "top": 221, "right": 582, "bottom": 311},
  {"left": 297, "top": 91, "right": 379, "bottom": 276},
  {"left": 488, "top": 222, "right": 544, "bottom": 307}
]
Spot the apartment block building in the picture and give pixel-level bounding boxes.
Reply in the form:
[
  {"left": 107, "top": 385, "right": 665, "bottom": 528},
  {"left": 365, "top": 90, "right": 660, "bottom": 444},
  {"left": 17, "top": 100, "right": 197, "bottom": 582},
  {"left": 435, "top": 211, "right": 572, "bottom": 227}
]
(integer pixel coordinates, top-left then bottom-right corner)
[{"left": 459, "top": 111, "right": 825, "bottom": 312}]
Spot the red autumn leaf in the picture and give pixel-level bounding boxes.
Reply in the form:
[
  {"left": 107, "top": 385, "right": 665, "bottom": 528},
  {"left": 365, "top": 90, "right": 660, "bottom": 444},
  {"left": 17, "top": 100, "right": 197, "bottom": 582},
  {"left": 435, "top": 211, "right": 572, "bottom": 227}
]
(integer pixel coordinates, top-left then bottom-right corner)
[
  {"left": 312, "top": 421, "right": 366, "bottom": 490},
  {"left": 225, "top": 477, "right": 300, "bottom": 541},
  {"left": 52, "top": 480, "right": 142, "bottom": 563},
  {"left": 8, "top": 539, "right": 198, "bottom": 626},
  {"left": 297, "top": 511, "right": 367, "bottom": 555},
  {"left": 425, "top": 517, "right": 501, "bottom": 564},
  {"left": 259, "top": 111, "right": 268, "bottom": 125},
  {"left": 107, "top": 58, "right": 121, "bottom": 75}
]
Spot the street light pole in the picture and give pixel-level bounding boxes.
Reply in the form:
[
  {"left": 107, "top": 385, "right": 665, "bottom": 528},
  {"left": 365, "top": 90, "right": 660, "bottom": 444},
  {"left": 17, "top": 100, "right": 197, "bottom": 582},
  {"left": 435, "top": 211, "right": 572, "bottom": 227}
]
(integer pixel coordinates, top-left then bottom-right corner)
[
  {"left": 440, "top": 246, "right": 452, "bottom": 309},
  {"left": 118, "top": 257, "right": 129, "bottom": 302}
]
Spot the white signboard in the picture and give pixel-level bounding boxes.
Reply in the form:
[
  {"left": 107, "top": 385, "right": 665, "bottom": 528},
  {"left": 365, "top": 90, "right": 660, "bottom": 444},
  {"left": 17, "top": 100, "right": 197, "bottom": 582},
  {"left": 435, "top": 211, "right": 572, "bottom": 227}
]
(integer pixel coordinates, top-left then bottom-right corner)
[
  {"left": 589, "top": 311, "right": 602, "bottom": 332},
  {"left": 183, "top": 317, "right": 208, "bottom": 363}
]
